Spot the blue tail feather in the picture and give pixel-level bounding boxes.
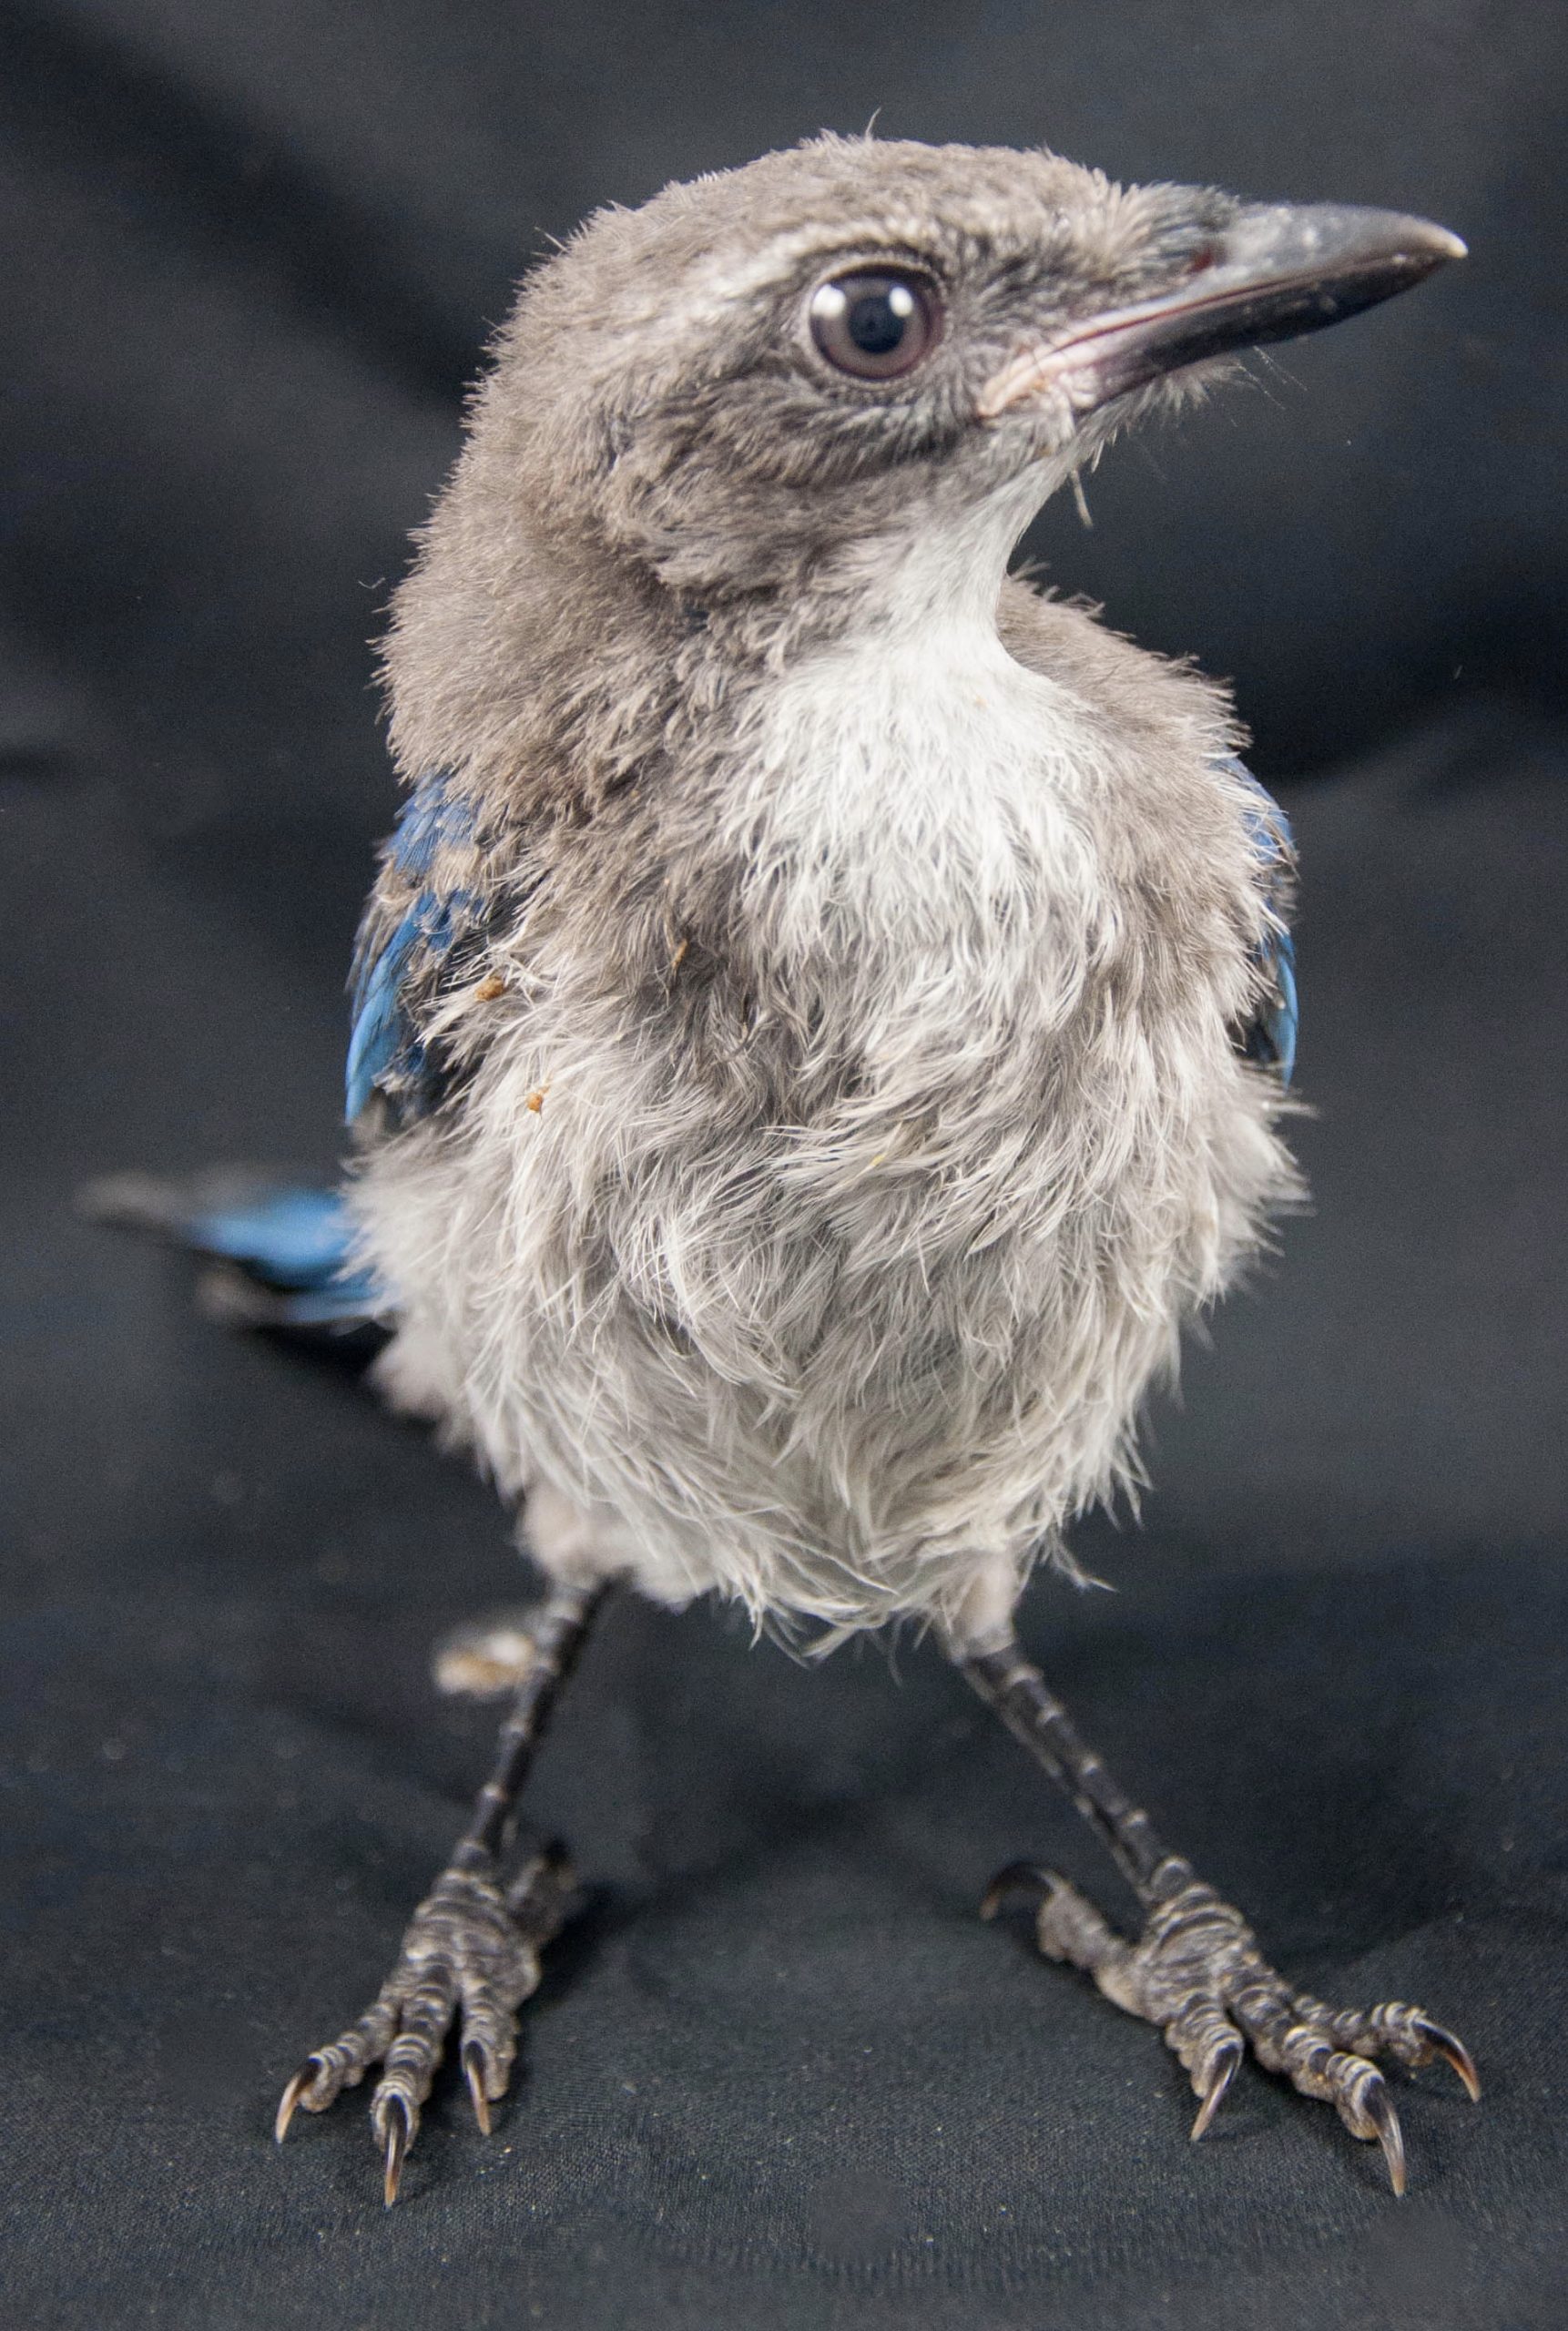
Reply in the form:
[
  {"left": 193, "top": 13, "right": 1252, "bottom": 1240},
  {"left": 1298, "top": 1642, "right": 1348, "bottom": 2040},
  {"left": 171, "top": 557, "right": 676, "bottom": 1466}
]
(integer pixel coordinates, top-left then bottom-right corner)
[{"left": 81, "top": 1171, "right": 384, "bottom": 1330}]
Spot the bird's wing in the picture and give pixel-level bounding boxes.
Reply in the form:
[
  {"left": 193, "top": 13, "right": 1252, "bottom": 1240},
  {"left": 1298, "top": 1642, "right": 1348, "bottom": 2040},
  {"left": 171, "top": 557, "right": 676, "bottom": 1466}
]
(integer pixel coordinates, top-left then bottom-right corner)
[
  {"left": 346, "top": 769, "right": 500, "bottom": 1127},
  {"left": 1215, "top": 750, "right": 1298, "bottom": 1086}
]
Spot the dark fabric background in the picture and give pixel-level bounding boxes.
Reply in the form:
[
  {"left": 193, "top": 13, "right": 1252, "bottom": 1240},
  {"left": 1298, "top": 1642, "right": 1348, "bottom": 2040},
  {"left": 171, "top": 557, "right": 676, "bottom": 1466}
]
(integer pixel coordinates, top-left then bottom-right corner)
[{"left": 2, "top": 5, "right": 1565, "bottom": 2326}]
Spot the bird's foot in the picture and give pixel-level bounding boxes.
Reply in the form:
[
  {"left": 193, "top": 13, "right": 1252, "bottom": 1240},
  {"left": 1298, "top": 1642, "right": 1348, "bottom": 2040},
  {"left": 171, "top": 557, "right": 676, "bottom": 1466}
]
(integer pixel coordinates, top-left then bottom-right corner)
[
  {"left": 983, "top": 1855, "right": 1479, "bottom": 2192},
  {"left": 275, "top": 1842, "right": 575, "bottom": 2203}
]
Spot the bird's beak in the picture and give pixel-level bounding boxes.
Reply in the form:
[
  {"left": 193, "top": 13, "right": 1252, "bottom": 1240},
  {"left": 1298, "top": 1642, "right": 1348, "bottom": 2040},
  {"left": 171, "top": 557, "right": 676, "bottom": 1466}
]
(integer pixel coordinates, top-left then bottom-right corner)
[{"left": 977, "top": 201, "right": 1466, "bottom": 421}]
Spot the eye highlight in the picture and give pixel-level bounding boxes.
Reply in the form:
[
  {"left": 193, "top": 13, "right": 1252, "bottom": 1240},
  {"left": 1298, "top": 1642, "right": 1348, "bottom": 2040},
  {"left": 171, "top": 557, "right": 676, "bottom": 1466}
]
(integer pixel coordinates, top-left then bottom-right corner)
[{"left": 808, "top": 268, "right": 942, "bottom": 381}]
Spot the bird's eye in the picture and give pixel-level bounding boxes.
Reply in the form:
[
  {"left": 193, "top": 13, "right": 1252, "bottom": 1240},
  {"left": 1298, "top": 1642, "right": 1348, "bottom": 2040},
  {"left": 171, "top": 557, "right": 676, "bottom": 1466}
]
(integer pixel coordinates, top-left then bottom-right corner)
[{"left": 808, "top": 269, "right": 942, "bottom": 381}]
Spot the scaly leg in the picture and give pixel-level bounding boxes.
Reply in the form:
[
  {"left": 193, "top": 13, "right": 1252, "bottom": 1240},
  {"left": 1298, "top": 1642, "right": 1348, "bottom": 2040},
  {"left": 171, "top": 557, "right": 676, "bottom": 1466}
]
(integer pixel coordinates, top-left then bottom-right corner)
[
  {"left": 958, "top": 1634, "right": 1479, "bottom": 2193},
  {"left": 275, "top": 1579, "right": 606, "bottom": 2203}
]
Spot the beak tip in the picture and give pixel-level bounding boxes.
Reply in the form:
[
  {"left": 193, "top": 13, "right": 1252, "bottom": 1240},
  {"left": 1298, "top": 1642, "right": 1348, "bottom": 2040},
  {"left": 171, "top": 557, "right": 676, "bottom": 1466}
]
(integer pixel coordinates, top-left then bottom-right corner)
[
  {"left": 1400, "top": 216, "right": 1467, "bottom": 268},
  {"left": 976, "top": 195, "right": 1468, "bottom": 423}
]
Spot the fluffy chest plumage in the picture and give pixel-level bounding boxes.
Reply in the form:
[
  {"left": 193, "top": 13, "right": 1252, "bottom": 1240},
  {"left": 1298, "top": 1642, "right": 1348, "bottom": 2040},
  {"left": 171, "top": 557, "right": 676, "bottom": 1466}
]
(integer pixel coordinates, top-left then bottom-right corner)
[
  {"left": 356, "top": 608, "right": 1293, "bottom": 1633},
  {"left": 725, "top": 621, "right": 1108, "bottom": 992}
]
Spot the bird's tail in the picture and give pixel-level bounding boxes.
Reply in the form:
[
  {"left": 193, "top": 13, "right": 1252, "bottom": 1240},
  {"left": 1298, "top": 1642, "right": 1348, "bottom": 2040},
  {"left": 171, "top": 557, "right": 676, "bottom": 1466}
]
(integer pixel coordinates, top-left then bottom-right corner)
[{"left": 80, "top": 1169, "right": 384, "bottom": 1332}]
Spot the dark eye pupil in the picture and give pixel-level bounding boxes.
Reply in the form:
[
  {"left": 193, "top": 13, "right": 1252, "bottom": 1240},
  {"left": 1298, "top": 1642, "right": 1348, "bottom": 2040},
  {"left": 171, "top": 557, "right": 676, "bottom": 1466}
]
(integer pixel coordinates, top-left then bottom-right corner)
[
  {"left": 847, "top": 283, "right": 913, "bottom": 356},
  {"left": 809, "top": 269, "right": 941, "bottom": 381}
]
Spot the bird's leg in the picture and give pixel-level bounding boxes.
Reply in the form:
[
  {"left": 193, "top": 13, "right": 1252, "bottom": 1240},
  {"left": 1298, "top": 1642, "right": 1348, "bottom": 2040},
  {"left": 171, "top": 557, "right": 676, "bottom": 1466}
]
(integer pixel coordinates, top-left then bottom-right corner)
[
  {"left": 957, "top": 1633, "right": 1479, "bottom": 2192},
  {"left": 275, "top": 1578, "right": 607, "bottom": 2203}
]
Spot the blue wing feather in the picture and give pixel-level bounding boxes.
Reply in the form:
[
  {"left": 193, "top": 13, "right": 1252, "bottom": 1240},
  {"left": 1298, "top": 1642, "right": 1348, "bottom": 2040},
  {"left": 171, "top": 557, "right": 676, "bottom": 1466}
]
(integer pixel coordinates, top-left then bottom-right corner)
[
  {"left": 387, "top": 768, "right": 477, "bottom": 879},
  {"left": 345, "top": 910, "right": 420, "bottom": 1122},
  {"left": 346, "top": 771, "right": 484, "bottom": 1125},
  {"left": 1214, "top": 751, "right": 1298, "bottom": 1086}
]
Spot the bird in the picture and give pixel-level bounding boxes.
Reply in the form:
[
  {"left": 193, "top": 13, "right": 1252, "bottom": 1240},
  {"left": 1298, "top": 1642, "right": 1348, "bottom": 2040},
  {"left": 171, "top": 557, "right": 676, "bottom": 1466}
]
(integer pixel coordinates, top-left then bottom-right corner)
[{"left": 87, "top": 134, "right": 1475, "bottom": 2207}]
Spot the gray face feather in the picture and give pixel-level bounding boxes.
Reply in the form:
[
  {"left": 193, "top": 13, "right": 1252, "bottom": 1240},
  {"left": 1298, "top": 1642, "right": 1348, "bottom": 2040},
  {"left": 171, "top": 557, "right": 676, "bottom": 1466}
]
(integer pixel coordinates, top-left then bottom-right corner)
[
  {"left": 423, "top": 140, "right": 1242, "bottom": 601},
  {"left": 355, "top": 137, "right": 1452, "bottom": 1640}
]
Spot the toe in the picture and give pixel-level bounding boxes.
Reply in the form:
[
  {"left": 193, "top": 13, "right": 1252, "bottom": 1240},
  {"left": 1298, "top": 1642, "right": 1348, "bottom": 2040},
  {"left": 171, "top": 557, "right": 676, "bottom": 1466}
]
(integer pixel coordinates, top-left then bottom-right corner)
[
  {"left": 1188, "top": 2038, "right": 1242, "bottom": 2142},
  {"left": 273, "top": 1995, "right": 399, "bottom": 2135},
  {"left": 374, "top": 1979, "right": 457, "bottom": 2132},
  {"left": 979, "top": 1861, "right": 1057, "bottom": 1920},
  {"left": 374, "top": 2091, "right": 416, "bottom": 2207},
  {"left": 1288, "top": 1995, "right": 1481, "bottom": 2101},
  {"left": 1318, "top": 2051, "right": 1408, "bottom": 2194},
  {"left": 462, "top": 2040, "right": 495, "bottom": 2134},
  {"left": 451, "top": 1939, "right": 535, "bottom": 2137},
  {"left": 1165, "top": 2004, "right": 1244, "bottom": 2142},
  {"left": 274, "top": 2059, "right": 321, "bottom": 2143},
  {"left": 1410, "top": 2015, "right": 1481, "bottom": 2102},
  {"left": 1359, "top": 2072, "right": 1408, "bottom": 2196}
]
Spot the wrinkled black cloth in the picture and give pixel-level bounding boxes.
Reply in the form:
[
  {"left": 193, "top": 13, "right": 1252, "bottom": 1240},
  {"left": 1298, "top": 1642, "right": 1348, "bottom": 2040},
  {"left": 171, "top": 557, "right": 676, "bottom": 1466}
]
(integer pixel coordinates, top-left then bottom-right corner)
[{"left": 3, "top": 4, "right": 1566, "bottom": 2325}]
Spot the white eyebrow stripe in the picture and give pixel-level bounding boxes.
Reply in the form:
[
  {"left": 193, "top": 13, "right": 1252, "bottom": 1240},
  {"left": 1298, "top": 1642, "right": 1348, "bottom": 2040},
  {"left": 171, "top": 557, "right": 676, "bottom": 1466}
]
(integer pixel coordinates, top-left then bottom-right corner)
[{"left": 639, "top": 216, "right": 949, "bottom": 341}]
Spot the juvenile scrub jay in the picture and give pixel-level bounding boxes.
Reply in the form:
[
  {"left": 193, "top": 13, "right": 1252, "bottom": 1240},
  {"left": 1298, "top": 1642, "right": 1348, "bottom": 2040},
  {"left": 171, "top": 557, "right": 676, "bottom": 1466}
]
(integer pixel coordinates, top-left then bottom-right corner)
[{"left": 90, "top": 136, "right": 1474, "bottom": 2204}]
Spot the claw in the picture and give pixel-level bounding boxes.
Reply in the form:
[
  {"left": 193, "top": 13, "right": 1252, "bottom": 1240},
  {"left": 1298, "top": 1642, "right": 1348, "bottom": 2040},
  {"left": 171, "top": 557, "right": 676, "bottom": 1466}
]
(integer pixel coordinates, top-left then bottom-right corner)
[
  {"left": 1188, "top": 2037, "right": 1242, "bottom": 2143},
  {"left": 1412, "top": 2015, "right": 1481, "bottom": 2103},
  {"left": 463, "top": 2041, "right": 493, "bottom": 2136},
  {"left": 274, "top": 2060, "right": 318, "bottom": 2144},
  {"left": 381, "top": 2094, "right": 413, "bottom": 2207},
  {"left": 1364, "top": 2077, "right": 1408, "bottom": 2197},
  {"left": 980, "top": 1861, "right": 1056, "bottom": 1921}
]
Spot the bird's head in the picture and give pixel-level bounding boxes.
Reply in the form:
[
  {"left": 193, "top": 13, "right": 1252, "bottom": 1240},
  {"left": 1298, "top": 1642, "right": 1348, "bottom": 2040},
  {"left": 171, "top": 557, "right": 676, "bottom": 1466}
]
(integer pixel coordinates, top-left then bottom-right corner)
[{"left": 429, "top": 136, "right": 1463, "bottom": 631}]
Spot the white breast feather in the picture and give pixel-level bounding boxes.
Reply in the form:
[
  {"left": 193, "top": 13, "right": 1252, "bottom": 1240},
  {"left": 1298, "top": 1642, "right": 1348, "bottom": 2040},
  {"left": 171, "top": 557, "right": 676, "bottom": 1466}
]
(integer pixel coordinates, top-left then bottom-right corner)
[{"left": 356, "top": 602, "right": 1294, "bottom": 1642}]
